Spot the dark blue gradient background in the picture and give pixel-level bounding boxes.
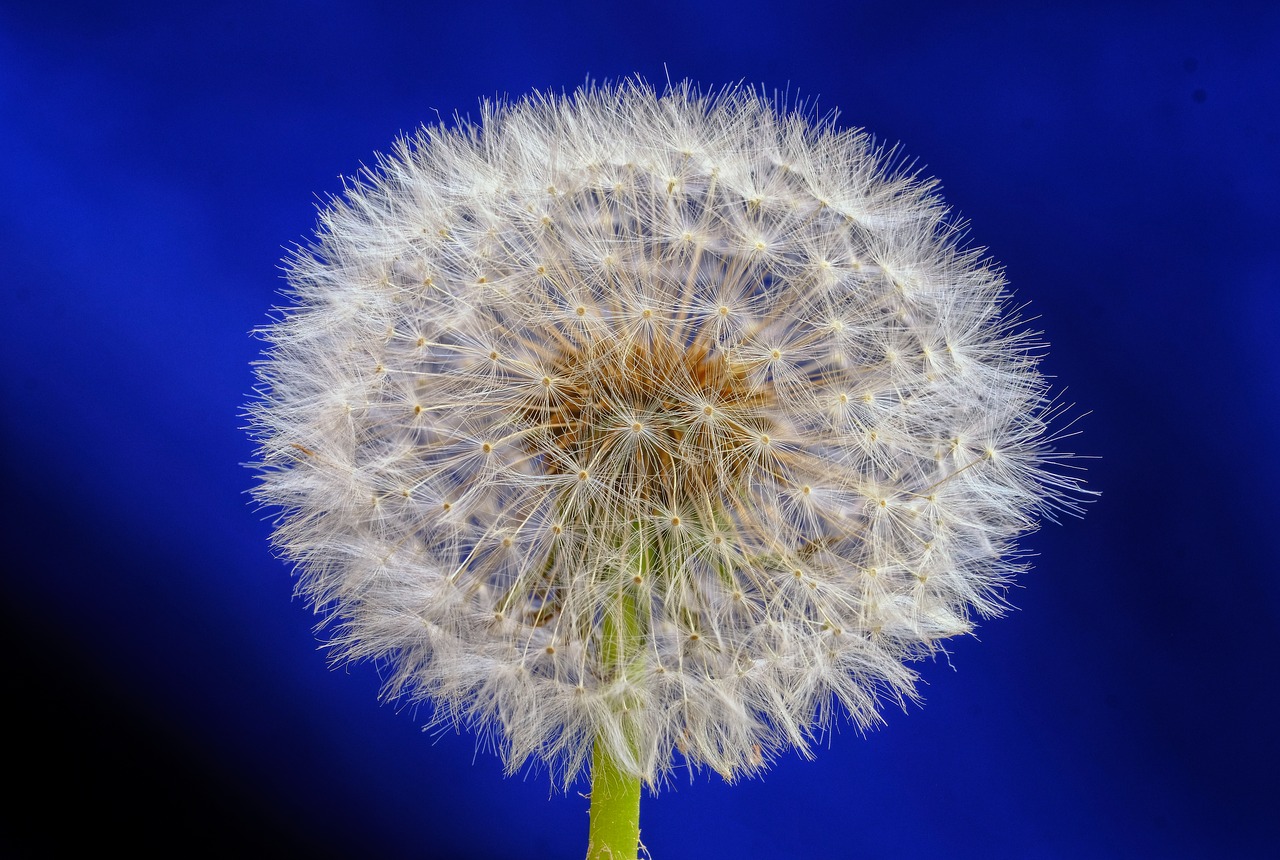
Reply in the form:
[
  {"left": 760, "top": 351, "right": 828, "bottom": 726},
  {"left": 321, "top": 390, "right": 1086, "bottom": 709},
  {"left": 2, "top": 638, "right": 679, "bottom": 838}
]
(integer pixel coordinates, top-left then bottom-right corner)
[{"left": 2, "top": 2, "right": 1276, "bottom": 857}]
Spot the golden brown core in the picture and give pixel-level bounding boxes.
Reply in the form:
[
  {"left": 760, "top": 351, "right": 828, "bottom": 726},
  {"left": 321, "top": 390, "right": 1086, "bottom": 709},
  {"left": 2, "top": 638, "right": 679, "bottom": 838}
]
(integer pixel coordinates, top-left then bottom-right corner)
[{"left": 518, "top": 333, "right": 775, "bottom": 504}]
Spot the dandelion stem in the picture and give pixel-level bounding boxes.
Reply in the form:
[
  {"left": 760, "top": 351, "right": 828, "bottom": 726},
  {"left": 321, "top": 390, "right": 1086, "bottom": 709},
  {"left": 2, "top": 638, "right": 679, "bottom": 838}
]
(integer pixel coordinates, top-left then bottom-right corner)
[
  {"left": 587, "top": 545, "right": 645, "bottom": 859},
  {"left": 587, "top": 736, "right": 642, "bottom": 860}
]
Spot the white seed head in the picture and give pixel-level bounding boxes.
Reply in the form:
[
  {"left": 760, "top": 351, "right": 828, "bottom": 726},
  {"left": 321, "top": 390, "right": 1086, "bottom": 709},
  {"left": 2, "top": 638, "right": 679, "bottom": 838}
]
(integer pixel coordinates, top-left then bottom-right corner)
[{"left": 247, "top": 80, "right": 1086, "bottom": 788}]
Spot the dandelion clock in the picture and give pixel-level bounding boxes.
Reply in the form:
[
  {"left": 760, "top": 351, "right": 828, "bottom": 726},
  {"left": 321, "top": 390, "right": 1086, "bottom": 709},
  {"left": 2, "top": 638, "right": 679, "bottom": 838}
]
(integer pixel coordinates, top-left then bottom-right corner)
[{"left": 247, "top": 79, "right": 1087, "bottom": 859}]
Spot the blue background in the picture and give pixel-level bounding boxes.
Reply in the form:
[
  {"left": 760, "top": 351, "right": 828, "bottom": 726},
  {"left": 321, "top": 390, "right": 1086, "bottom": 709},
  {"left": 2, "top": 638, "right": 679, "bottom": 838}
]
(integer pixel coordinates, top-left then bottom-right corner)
[{"left": 2, "top": 2, "right": 1277, "bottom": 857}]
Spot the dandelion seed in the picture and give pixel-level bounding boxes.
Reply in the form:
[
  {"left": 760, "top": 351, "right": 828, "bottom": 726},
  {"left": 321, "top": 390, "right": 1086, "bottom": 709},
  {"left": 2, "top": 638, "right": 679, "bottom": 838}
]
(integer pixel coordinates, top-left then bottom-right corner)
[{"left": 247, "top": 78, "right": 1088, "bottom": 858}]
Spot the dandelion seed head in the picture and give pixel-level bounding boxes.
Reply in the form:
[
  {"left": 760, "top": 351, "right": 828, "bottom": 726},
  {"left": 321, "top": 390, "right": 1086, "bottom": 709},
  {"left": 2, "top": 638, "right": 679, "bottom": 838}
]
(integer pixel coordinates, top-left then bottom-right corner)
[{"left": 247, "top": 79, "right": 1086, "bottom": 788}]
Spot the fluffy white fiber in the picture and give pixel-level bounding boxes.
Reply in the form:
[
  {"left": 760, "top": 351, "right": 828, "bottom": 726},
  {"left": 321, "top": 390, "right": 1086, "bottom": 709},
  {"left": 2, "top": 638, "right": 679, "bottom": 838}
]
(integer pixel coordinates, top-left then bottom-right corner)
[{"left": 248, "top": 79, "right": 1084, "bottom": 787}]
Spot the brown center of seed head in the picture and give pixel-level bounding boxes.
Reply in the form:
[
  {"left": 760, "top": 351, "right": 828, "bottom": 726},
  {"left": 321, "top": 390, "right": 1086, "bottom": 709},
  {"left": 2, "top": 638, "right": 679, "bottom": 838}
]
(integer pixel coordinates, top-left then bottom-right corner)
[{"left": 519, "top": 331, "right": 775, "bottom": 507}]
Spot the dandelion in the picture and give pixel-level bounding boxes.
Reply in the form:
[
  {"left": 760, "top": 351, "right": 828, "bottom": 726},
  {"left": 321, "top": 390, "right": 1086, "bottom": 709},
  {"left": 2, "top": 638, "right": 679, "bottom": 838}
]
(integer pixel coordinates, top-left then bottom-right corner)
[{"left": 247, "top": 79, "right": 1086, "bottom": 859}]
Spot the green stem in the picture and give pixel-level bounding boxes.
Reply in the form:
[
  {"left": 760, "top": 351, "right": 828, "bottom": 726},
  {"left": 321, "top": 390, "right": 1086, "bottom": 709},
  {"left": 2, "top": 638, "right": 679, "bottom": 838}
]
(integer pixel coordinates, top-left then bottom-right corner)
[
  {"left": 587, "top": 736, "right": 642, "bottom": 860},
  {"left": 587, "top": 540, "right": 646, "bottom": 860}
]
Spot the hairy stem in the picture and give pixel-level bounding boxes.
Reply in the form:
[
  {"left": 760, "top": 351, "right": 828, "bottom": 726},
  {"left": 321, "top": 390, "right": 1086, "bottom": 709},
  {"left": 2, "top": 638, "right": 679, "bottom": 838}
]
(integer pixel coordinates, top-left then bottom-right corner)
[
  {"left": 587, "top": 736, "right": 642, "bottom": 860},
  {"left": 587, "top": 549, "right": 645, "bottom": 860}
]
